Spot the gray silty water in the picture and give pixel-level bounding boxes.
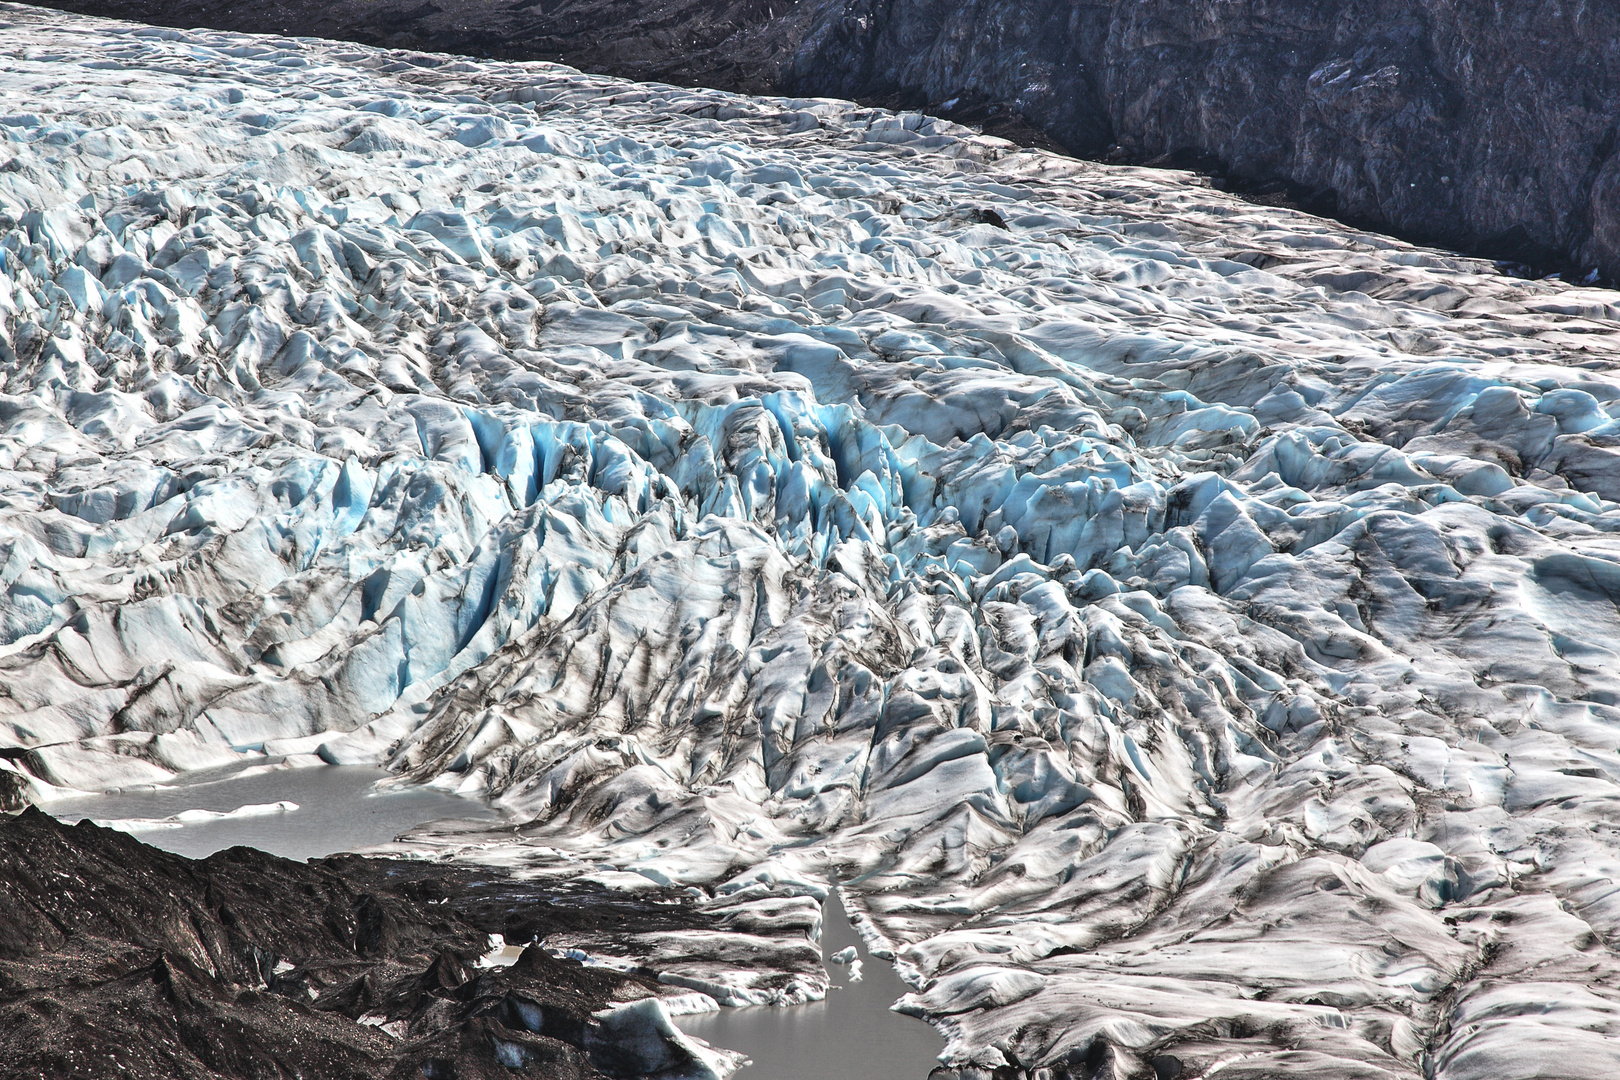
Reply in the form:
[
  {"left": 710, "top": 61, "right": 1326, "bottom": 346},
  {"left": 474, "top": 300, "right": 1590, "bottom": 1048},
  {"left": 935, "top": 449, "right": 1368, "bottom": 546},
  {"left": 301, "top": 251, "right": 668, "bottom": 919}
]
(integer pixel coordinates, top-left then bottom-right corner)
[
  {"left": 680, "top": 891, "right": 944, "bottom": 1080},
  {"left": 44, "top": 762, "right": 498, "bottom": 861},
  {"left": 50, "top": 763, "right": 944, "bottom": 1075}
]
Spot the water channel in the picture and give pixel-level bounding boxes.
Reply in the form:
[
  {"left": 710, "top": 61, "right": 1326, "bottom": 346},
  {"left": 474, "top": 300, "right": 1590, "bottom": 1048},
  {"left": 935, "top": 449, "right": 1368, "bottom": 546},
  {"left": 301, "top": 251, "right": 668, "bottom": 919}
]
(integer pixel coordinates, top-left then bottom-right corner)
[
  {"left": 44, "top": 761, "right": 947, "bottom": 1078},
  {"left": 681, "top": 890, "right": 946, "bottom": 1080}
]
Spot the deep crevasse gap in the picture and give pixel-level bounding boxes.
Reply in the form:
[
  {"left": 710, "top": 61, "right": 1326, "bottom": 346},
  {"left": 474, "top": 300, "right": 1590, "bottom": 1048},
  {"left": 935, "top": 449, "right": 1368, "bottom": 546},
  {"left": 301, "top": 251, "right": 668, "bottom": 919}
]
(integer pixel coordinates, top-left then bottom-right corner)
[{"left": 2, "top": 7, "right": 1620, "bottom": 1078}]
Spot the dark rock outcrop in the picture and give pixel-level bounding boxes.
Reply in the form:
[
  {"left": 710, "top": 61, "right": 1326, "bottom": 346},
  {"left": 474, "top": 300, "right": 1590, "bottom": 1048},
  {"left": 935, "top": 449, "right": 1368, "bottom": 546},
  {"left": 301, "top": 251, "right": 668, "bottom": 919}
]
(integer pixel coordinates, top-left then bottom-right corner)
[
  {"left": 0, "top": 808, "right": 707, "bottom": 1080},
  {"left": 21, "top": 0, "right": 813, "bottom": 99},
  {"left": 28, "top": 0, "right": 1618, "bottom": 281},
  {"left": 790, "top": 0, "right": 1620, "bottom": 279}
]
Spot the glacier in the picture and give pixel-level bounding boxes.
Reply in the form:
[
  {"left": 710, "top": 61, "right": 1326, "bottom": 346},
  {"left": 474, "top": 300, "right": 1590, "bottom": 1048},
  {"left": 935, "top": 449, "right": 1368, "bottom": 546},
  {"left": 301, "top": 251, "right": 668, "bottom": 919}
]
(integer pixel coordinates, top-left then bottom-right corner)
[{"left": 2, "top": 5, "right": 1620, "bottom": 1078}]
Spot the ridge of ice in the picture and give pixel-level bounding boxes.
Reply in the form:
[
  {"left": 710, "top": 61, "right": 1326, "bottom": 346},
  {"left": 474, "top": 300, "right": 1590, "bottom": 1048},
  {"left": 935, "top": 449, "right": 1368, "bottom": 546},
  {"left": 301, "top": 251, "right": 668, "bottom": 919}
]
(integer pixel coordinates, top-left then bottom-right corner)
[
  {"left": 90, "top": 798, "right": 298, "bottom": 831},
  {"left": 2, "top": 6, "right": 1620, "bottom": 1076},
  {"left": 589, "top": 996, "right": 749, "bottom": 1080}
]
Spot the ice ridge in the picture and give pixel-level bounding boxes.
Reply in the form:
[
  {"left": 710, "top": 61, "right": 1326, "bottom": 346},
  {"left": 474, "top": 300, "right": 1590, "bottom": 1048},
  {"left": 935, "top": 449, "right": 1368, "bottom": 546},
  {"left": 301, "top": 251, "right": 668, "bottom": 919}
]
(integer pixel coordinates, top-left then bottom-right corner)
[{"left": 2, "top": 6, "right": 1620, "bottom": 1078}]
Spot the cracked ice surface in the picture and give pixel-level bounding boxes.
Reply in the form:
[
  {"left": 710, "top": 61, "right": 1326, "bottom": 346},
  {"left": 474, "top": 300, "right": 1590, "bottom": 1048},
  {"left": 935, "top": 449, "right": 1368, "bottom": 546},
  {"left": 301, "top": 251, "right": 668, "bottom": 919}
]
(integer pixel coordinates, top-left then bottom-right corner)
[{"left": 4, "top": 6, "right": 1620, "bottom": 1077}]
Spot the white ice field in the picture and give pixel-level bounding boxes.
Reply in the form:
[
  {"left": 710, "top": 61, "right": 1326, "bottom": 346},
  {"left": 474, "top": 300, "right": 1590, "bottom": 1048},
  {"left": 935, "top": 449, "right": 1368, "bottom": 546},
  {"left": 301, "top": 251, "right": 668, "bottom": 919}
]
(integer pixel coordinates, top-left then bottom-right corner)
[{"left": 3, "top": 5, "right": 1620, "bottom": 1077}]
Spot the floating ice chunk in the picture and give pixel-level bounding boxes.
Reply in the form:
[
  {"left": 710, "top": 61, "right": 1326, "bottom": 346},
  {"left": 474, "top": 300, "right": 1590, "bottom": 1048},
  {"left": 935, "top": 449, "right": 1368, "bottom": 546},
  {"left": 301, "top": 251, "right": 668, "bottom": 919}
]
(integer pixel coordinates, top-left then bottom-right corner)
[
  {"left": 587, "top": 997, "right": 747, "bottom": 1080},
  {"left": 830, "top": 946, "right": 857, "bottom": 965},
  {"left": 92, "top": 801, "right": 298, "bottom": 833}
]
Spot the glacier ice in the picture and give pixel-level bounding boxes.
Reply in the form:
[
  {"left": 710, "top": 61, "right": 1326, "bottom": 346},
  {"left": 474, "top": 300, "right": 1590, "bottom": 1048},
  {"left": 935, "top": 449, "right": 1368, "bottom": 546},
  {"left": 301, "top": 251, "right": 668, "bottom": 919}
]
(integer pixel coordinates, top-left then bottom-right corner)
[
  {"left": 2, "top": 6, "right": 1620, "bottom": 1078},
  {"left": 90, "top": 798, "right": 298, "bottom": 832},
  {"left": 587, "top": 996, "right": 749, "bottom": 1080}
]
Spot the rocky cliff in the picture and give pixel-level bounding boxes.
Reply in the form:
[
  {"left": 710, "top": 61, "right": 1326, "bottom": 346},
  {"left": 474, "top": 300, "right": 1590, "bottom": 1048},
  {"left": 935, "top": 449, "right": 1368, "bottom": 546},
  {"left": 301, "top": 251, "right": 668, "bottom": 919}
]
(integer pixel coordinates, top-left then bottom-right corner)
[
  {"left": 791, "top": 0, "right": 1620, "bottom": 278},
  {"left": 28, "top": 0, "right": 1620, "bottom": 280},
  {"left": 0, "top": 809, "right": 730, "bottom": 1080}
]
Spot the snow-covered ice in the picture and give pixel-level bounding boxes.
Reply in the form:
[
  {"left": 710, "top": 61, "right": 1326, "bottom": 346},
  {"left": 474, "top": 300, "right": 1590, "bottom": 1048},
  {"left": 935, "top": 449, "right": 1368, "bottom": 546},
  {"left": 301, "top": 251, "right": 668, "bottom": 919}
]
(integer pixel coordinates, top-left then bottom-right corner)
[
  {"left": 90, "top": 797, "right": 297, "bottom": 832},
  {"left": 589, "top": 996, "right": 749, "bottom": 1080},
  {"left": 3, "top": 5, "right": 1620, "bottom": 1077}
]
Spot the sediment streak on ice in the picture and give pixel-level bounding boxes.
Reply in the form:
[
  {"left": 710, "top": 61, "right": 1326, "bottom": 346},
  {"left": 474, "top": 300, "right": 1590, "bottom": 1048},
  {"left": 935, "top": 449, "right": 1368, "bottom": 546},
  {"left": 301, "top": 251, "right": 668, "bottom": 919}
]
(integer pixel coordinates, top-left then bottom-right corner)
[{"left": 2, "top": 6, "right": 1620, "bottom": 1077}]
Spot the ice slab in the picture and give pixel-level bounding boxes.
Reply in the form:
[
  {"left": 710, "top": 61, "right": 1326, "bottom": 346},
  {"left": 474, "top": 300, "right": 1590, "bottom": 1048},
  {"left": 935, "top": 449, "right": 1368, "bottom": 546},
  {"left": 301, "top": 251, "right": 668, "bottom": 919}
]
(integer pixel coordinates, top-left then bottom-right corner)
[{"left": 91, "top": 799, "right": 297, "bottom": 832}]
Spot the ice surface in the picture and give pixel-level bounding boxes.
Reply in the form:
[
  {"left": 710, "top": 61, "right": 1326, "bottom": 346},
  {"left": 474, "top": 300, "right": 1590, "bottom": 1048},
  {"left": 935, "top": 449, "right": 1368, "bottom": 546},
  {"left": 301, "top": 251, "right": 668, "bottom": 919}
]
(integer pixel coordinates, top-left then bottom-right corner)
[
  {"left": 90, "top": 798, "right": 297, "bottom": 832},
  {"left": 3, "top": 5, "right": 1620, "bottom": 1077},
  {"left": 588, "top": 996, "right": 748, "bottom": 1080}
]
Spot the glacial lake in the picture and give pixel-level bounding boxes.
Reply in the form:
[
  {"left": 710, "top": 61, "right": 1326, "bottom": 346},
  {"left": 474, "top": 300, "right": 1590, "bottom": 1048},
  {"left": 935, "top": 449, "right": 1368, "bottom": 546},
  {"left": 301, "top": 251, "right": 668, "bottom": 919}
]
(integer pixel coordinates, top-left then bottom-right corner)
[
  {"left": 681, "top": 891, "right": 946, "bottom": 1080},
  {"left": 43, "top": 760, "right": 498, "bottom": 861},
  {"left": 44, "top": 762, "right": 945, "bottom": 1078}
]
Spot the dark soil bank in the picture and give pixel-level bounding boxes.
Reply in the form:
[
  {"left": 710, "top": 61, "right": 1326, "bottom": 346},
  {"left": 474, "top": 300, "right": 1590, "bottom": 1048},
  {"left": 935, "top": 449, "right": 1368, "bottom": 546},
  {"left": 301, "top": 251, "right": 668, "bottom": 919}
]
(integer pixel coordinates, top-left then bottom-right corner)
[
  {"left": 28, "top": 0, "right": 1620, "bottom": 280},
  {"left": 0, "top": 808, "right": 705, "bottom": 1080}
]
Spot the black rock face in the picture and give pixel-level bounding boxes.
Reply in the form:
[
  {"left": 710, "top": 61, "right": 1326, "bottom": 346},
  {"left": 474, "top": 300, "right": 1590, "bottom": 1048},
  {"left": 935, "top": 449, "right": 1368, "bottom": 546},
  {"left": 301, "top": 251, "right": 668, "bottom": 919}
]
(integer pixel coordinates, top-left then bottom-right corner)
[
  {"left": 0, "top": 809, "right": 707, "bottom": 1080},
  {"left": 790, "top": 0, "right": 1620, "bottom": 279},
  {"left": 21, "top": 0, "right": 814, "bottom": 98},
  {"left": 25, "top": 0, "right": 1620, "bottom": 279}
]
